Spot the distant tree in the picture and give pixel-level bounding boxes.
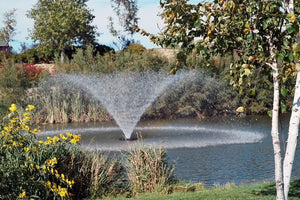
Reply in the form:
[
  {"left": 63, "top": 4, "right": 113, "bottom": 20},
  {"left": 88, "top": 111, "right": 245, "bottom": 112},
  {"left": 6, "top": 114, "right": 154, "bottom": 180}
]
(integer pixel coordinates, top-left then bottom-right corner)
[
  {"left": 0, "top": 9, "right": 17, "bottom": 52},
  {"left": 27, "top": 0, "right": 98, "bottom": 63},
  {"left": 108, "top": 0, "right": 139, "bottom": 50}
]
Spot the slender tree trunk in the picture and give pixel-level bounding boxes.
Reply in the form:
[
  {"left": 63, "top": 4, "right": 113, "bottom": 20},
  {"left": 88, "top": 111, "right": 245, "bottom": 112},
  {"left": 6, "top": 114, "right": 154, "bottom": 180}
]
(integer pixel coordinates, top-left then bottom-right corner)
[
  {"left": 283, "top": 1, "right": 297, "bottom": 199},
  {"left": 60, "top": 48, "right": 65, "bottom": 64},
  {"left": 284, "top": 73, "right": 300, "bottom": 200},
  {"left": 268, "top": 32, "right": 285, "bottom": 199},
  {"left": 272, "top": 64, "right": 285, "bottom": 200}
]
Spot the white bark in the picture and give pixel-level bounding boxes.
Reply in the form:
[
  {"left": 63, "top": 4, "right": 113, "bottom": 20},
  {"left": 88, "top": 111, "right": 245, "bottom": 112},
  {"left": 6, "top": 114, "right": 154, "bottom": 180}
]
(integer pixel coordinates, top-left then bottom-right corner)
[
  {"left": 283, "top": 1, "right": 297, "bottom": 199},
  {"left": 284, "top": 0, "right": 294, "bottom": 14},
  {"left": 267, "top": 32, "right": 285, "bottom": 200},
  {"left": 284, "top": 73, "right": 300, "bottom": 200},
  {"left": 60, "top": 49, "right": 65, "bottom": 64},
  {"left": 272, "top": 64, "right": 285, "bottom": 200}
]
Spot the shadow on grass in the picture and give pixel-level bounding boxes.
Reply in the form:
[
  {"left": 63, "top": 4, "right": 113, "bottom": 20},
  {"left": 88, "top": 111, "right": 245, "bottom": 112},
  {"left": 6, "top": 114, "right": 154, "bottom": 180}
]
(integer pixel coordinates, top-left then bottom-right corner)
[{"left": 254, "top": 179, "right": 300, "bottom": 197}]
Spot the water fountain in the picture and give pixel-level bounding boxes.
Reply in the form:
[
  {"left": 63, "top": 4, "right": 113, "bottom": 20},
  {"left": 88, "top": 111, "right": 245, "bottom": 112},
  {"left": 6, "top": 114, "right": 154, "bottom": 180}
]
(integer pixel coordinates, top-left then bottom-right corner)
[
  {"left": 39, "top": 71, "right": 273, "bottom": 185},
  {"left": 52, "top": 71, "right": 190, "bottom": 139}
]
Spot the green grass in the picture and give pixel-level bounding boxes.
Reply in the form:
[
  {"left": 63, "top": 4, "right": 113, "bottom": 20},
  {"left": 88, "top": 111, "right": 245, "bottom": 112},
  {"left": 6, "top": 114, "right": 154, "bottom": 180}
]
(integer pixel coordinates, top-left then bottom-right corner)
[{"left": 99, "top": 181, "right": 300, "bottom": 200}]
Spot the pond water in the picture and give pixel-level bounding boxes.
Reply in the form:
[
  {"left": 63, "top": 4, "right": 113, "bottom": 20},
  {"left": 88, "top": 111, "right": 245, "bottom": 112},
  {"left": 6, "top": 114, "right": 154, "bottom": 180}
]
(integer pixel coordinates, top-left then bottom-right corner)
[{"left": 40, "top": 114, "right": 300, "bottom": 186}]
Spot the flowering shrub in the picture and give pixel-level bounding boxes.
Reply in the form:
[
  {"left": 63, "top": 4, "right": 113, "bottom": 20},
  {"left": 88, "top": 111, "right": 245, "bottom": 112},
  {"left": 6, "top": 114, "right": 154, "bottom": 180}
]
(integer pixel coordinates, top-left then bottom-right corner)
[
  {"left": 0, "top": 104, "right": 81, "bottom": 199},
  {"left": 22, "top": 64, "right": 42, "bottom": 85}
]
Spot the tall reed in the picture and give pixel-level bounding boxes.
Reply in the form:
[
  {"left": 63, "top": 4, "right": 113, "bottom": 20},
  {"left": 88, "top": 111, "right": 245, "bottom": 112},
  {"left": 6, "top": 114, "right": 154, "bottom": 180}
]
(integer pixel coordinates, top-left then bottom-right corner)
[{"left": 124, "top": 143, "right": 176, "bottom": 194}]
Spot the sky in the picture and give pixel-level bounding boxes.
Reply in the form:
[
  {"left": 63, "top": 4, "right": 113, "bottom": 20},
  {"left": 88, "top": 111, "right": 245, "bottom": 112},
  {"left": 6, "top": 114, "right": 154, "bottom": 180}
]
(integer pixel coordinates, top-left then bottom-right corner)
[{"left": 0, "top": 0, "right": 167, "bottom": 53}]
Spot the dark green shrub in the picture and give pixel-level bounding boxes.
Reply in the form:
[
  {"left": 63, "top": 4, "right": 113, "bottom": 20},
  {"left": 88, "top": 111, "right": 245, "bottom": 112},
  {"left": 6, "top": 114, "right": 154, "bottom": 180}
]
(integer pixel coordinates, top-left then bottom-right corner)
[{"left": 124, "top": 43, "right": 146, "bottom": 55}]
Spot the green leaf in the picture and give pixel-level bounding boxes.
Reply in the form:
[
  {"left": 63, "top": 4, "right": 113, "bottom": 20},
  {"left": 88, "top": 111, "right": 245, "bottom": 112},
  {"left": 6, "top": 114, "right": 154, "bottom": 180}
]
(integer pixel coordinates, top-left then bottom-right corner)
[
  {"left": 267, "top": 110, "right": 272, "bottom": 118},
  {"left": 249, "top": 89, "right": 255, "bottom": 96},
  {"left": 246, "top": 34, "right": 253, "bottom": 42},
  {"left": 281, "top": 86, "right": 288, "bottom": 97},
  {"left": 281, "top": 100, "right": 287, "bottom": 113},
  {"left": 263, "top": 22, "right": 268, "bottom": 30},
  {"left": 286, "top": 25, "right": 295, "bottom": 34},
  {"left": 289, "top": 53, "right": 294, "bottom": 62},
  {"left": 194, "top": 20, "right": 201, "bottom": 28},
  {"left": 278, "top": 53, "right": 285, "bottom": 61}
]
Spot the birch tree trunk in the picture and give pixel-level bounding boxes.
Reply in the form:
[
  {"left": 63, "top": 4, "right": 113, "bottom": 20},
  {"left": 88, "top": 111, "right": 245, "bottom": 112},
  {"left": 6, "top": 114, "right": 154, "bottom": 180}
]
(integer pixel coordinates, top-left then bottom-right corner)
[
  {"left": 268, "top": 32, "right": 285, "bottom": 199},
  {"left": 272, "top": 63, "right": 285, "bottom": 200},
  {"left": 60, "top": 48, "right": 65, "bottom": 64},
  {"left": 283, "top": 72, "right": 300, "bottom": 200},
  {"left": 283, "top": 1, "right": 298, "bottom": 199}
]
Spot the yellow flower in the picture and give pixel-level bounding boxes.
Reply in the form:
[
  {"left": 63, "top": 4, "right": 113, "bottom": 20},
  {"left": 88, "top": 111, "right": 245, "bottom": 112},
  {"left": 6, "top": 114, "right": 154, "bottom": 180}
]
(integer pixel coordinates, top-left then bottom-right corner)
[
  {"left": 61, "top": 173, "right": 65, "bottom": 181},
  {"left": 25, "top": 105, "right": 35, "bottom": 111},
  {"left": 19, "top": 190, "right": 26, "bottom": 198},
  {"left": 60, "top": 133, "right": 68, "bottom": 140},
  {"left": 9, "top": 104, "right": 18, "bottom": 112},
  {"left": 13, "top": 141, "right": 18, "bottom": 147},
  {"left": 288, "top": 13, "right": 297, "bottom": 22},
  {"left": 66, "top": 132, "right": 72, "bottom": 137},
  {"left": 70, "top": 138, "right": 77, "bottom": 143},
  {"left": 24, "top": 147, "right": 29, "bottom": 152},
  {"left": 46, "top": 159, "right": 51, "bottom": 165},
  {"left": 24, "top": 125, "right": 30, "bottom": 131},
  {"left": 53, "top": 136, "right": 60, "bottom": 142},
  {"left": 58, "top": 186, "right": 68, "bottom": 197},
  {"left": 51, "top": 157, "right": 58, "bottom": 165},
  {"left": 71, "top": 134, "right": 81, "bottom": 143},
  {"left": 46, "top": 181, "right": 51, "bottom": 188},
  {"left": 236, "top": 106, "right": 245, "bottom": 113}
]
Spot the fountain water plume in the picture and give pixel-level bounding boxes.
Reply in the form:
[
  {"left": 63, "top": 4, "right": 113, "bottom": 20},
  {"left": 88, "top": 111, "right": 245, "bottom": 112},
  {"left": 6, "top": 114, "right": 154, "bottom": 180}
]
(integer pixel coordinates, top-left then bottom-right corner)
[{"left": 52, "top": 71, "right": 191, "bottom": 139}]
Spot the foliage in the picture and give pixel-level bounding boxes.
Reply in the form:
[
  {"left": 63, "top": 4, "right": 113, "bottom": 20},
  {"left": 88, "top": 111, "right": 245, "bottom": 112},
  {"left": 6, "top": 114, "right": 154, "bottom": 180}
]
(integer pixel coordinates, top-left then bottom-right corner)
[
  {"left": 26, "top": 85, "right": 110, "bottom": 124},
  {"left": 27, "top": 0, "right": 98, "bottom": 62},
  {"left": 0, "top": 9, "right": 16, "bottom": 48},
  {"left": 0, "top": 104, "right": 80, "bottom": 199},
  {"left": 135, "top": 0, "right": 300, "bottom": 113},
  {"left": 87, "top": 152, "right": 128, "bottom": 198},
  {"left": 124, "top": 143, "right": 176, "bottom": 195},
  {"left": 124, "top": 43, "right": 147, "bottom": 55},
  {"left": 13, "top": 47, "right": 56, "bottom": 64},
  {"left": 67, "top": 45, "right": 171, "bottom": 73},
  {"left": 109, "top": 0, "right": 139, "bottom": 50},
  {"left": 0, "top": 60, "right": 32, "bottom": 114}
]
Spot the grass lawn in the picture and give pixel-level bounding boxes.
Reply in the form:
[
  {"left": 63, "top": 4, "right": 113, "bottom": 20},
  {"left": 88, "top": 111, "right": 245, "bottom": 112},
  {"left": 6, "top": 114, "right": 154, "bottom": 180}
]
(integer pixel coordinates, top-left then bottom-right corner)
[{"left": 102, "top": 181, "right": 300, "bottom": 200}]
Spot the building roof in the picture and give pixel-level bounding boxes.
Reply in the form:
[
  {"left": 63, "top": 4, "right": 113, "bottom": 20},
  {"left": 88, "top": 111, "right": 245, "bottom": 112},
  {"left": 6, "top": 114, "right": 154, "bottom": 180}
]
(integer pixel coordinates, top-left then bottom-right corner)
[{"left": 0, "top": 40, "right": 9, "bottom": 47}]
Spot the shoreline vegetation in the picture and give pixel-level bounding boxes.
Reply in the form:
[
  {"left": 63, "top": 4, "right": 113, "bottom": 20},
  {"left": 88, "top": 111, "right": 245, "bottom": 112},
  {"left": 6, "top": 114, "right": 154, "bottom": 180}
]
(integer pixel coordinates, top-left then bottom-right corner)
[{"left": 1, "top": 44, "right": 293, "bottom": 125}]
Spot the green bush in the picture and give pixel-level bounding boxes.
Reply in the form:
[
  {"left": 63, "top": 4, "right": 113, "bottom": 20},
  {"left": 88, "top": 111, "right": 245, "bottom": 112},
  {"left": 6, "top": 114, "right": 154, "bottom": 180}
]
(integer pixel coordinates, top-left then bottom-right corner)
[
  {"left": 0, "top": 104, "right": 129, "bottom": 199},
  {"left": 0, "top": 104, "right": 81, "bottom": 199},
  {"left": 0, "top": 60, "right": 29, "bottom": 114},
  {"left": 65, "top": 45, "right": 171, "bottom": 73},
  {"left": 124, "top": 43, "right": 146, "bottom": 55}
]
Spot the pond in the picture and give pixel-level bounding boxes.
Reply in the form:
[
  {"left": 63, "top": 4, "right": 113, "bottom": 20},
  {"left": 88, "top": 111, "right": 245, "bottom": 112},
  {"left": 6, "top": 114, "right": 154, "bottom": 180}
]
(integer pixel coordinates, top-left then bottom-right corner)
[{"left": 40, "top": 114, "right": 300, "bottom": 186}]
